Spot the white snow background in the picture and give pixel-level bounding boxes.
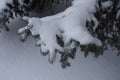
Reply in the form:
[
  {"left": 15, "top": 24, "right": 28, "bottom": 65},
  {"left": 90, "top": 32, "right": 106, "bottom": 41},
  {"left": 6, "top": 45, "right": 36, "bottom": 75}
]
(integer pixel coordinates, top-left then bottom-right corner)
[{"left": 0, "top": 18, "right": 120, "bottom": 80}]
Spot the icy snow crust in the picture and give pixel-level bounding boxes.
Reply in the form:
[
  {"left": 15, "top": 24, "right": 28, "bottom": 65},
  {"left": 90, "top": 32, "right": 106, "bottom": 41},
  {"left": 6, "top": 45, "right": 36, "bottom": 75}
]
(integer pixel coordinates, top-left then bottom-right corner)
[{"left": 18, "top": 0, "right": 102, "bottom": 62}]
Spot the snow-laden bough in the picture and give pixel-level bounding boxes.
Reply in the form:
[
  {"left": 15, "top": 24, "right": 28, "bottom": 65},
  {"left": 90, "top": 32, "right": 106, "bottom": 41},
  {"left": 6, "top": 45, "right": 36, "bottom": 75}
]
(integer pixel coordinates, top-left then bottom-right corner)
[{"left": 18, "top": 0, "right": 102, "bottom": 63}]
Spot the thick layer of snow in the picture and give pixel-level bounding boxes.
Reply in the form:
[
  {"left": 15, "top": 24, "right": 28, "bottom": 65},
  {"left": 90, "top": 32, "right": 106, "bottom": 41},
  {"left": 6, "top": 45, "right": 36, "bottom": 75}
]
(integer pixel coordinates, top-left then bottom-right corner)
[{"left": 18, "top": 0, "right": 101, "bottom": 62}]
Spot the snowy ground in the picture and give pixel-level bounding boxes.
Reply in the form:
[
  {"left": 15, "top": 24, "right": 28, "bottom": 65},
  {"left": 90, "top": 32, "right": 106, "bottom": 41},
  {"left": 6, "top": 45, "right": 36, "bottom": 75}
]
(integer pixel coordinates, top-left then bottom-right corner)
[{"left": 0, "top": 17, "right": 120, "bottom": 80}]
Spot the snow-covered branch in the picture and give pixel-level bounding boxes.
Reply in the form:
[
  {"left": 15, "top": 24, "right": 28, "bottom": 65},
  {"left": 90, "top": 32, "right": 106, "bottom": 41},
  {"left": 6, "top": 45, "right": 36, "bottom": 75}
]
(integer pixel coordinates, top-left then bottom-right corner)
[
  {"left": 0, "top": 0, "right": 12, "bottom": 31},
  {"left": 18, "top": 0, "right": 102, "bottom": 63},
  {"left": 0, "top": 0, "right": 32, "bottom": 31}
]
